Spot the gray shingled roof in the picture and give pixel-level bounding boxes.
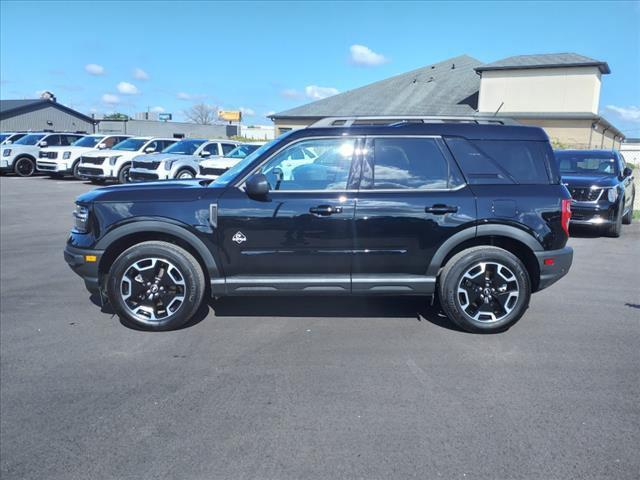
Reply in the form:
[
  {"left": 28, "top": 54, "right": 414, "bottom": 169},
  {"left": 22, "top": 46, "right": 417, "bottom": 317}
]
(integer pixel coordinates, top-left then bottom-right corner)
[
  {"left": 0, "top": 99, "right": 45, "bottom": 114},
  {"left": 0, "top": 98, "right": 95, "bottom": 123},
  {"left": 475, "top": 53, "right": 610, "bottom": 74},
  {"left": 271, "top": 55, "right": 482, "bottom": 119}
]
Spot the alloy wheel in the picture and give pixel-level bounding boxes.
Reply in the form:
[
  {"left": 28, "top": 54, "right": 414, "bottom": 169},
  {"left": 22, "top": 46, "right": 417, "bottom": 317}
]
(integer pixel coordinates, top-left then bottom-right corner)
[
  {"left": 456, "top": 262, "right": 520, "bottom": 323},
  {"left": 16, "top": 158, "right": 35, "bottom": 176}
]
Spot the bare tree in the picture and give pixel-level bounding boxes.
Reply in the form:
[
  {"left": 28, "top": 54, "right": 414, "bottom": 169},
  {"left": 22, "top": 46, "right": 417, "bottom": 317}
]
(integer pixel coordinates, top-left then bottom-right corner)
[{"left": 184, "top": 103, "right": 217, "bottom": 125}]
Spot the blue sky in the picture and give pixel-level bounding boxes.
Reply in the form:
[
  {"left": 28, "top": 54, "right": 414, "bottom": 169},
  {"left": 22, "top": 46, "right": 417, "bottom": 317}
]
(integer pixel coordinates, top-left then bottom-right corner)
[{"left": 1, "top": 0, "right": 639, "bottom": 134}]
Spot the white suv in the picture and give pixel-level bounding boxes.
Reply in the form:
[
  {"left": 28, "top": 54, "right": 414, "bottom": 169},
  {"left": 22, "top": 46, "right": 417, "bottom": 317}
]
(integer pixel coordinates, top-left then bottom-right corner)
[
  {"left": 37, "top": 134, "right": 131, "bottom": 179},
  {"left": 77, "top": 137, "right": 177, "bottom": 184},
  {"left": 129, "top": 138, "right": 239, "bottom": 181},
  {"left": 198, "top": 143, "right": 266, "bottom": 179},
  {"left": 1, "top": 132, "right": 85, "bottom": 177}
]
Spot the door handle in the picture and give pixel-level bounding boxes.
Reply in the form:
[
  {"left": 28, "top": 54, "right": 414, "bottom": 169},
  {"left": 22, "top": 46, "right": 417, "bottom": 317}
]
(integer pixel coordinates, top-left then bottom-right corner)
[
  {"left": 309, "top": 205, "right": 343, "bottom": 216},
  {"left": 425, "top": 204, "right": 458, "bottom": 215}
]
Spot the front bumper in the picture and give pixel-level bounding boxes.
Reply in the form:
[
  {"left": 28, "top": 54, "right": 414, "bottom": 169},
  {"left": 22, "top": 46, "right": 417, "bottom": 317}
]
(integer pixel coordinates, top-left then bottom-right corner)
[
  {"left": 64, "top": 244, "right": 104, "bottom": 293},
  {"left": 570, "top": 202, "right": 616, "bottom": 226},
  {"left": 198, "top": 166, "right": 227, "bottom": 179},
  {"left": 36, "top": 160, "right": 71, "bottom": 173},
  {"left": 130, "top": 167, "right": 169, "bottom": 181},
  {"left": 0, "top": 157, "right": 15, "bottom": 172},
  {"left": 534, "top": 246, "right": 573, "bottom": 291}
]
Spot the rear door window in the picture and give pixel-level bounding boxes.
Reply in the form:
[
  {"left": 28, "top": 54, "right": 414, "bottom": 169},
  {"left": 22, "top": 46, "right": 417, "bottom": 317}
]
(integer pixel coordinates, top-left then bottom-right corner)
[
  {"left": 445, "top": 138, "right": 552, "bottom": 185},
  {"left": 221, "top": 143, "right": 236, "bottom": 155}
]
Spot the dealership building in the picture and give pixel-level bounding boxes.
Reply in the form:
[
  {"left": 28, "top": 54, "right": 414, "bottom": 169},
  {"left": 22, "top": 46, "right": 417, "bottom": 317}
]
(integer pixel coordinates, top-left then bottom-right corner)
[{"left": 270, "top": 53, "right": 625, "bottom": 149}]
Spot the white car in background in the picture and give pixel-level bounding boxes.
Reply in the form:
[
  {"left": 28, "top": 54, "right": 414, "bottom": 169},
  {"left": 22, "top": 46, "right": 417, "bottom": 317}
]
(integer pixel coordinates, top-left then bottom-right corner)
[
  {"left": 37, "top": 134, "right": 131, "bottom": 179},
  {"left": 0, "top": 132, "right": 85, "bottom": 177},
  {"left": 198, "top": 142, "right": 266, "bottom": 179},
  {"left": 130, "top": 138, "right": 240, "bottom": 181},
  {"left": 77, "top": 137, "right": 177, "bottom": 184}
]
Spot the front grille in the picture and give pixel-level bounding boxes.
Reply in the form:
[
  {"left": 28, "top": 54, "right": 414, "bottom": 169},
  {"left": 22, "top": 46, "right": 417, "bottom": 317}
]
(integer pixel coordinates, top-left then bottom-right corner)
[
  {"left": 200, "top": 166, "right": 227, "bottom": 176},
  {"left": 568, "top": 187, "right": 602, "bottom": 202},
  {"left": 130, "top": 171, "right": 159, "bottom": 181},
  {"left": 132, "top": 160, "right": 160, "bottom": 170},
  {"left": 80, "top": 156, "right": 106, "bottom": 165},
  {"left": 78, "top": 167, "right": 102, "bottom": 177},
  {"left": 39, "top": 151, "right": 58, "bottom": 159}
]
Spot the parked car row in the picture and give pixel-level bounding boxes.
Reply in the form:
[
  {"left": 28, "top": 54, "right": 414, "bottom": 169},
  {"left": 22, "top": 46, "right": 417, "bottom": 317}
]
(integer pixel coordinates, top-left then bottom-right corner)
[{"left": 0, "top": 131, "right": 265, "bottom": 183}]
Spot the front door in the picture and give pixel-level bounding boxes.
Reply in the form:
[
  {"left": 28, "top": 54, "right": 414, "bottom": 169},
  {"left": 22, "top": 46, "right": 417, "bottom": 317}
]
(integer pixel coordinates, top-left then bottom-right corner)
[
  {"left": 352, "top": 136, "right": 476, "bottom": 293},
  {"left": 216, "top": 136, "right": 362, "bottom": 294}
]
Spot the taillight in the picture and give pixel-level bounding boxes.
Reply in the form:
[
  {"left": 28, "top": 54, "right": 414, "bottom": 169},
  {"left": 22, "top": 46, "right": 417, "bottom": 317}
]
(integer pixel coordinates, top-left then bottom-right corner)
[{"left": 561, "top": 198, "right": 571, "bottom": 237}]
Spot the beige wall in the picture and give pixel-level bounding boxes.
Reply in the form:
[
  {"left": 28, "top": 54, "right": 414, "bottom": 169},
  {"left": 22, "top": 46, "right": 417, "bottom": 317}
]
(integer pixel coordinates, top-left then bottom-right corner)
[
  {"left": 273, "top": 118, "right": 316, "bottom": 136},
  {"left": 478, "top": 67, "right": 602, "bottom": 115},
  {"left": 517, "top": 118, "right": 621, "bottom": 150}
]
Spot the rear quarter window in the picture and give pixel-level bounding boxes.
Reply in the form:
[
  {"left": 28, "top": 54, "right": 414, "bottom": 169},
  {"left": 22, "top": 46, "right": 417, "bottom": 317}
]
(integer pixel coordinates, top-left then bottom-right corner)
[{"left": 445, "top": 137, "right": 554, "bottom": 185}]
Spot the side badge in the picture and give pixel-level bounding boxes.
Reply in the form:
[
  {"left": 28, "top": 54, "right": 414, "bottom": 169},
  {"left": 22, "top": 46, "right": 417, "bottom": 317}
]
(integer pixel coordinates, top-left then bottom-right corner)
[{"left": 232, "top": 231, "right": 247, "bottom": 244}]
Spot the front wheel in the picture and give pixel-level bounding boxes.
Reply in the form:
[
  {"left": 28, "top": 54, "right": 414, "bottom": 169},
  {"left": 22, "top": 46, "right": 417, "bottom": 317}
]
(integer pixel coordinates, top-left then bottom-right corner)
[
  {"left": 118, "top": 164, "right": 132, "bottom": 184},
  {"left": 106, "top": 241, "right": 206, "bottom": 331},
  {"left": 438, "top": 246, "right": 531, "bottom": 333},
  {"left": 176, "top": 169, "right": 195, "bottom": 179},
  {"left": 605, "top": 203, "right": 623, "bottom": 237},
  {"left": 14, "top": 157, "right": 36, "bottom": 177},
  {"left": 622, "top": 194, "right": 634, "bottom": 225},
  {"left": 73, "top": 161, "right": 87, "bottom": 180}
]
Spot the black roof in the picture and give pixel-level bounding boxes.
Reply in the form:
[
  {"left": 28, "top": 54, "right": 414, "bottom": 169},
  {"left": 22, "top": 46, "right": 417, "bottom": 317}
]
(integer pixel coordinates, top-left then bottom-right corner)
[
  {"left": 286, "top": 123, "right": 549, "bottom": 142},
  {"left": 0, "top": 99, "right": 95, "bottom": 124}
]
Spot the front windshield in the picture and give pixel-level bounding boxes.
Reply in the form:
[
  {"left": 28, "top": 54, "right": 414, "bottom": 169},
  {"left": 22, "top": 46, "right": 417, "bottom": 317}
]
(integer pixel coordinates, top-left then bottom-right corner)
[
  {"left": 212, "top": 137, "right": 284, "bottom": 186},
  {"left": 0, "top": 134, "right": 9, "bottom": 143},
  {"left": 14, "top": 134, "right": 45, "bottom": 146},
  {"left": 226, "top": 144, "right": 260, "bottom": 159},
  {"left": 112, "top": 138, "right": 147, "bottom": 151},
  {"left": 163, "top": 139, "right": 205, "bottom": 155},
  {"left": 556, "top": 151, "right": 618, "bottom": 175},
  {"left": 72, "top": 136, "right": 103, "bottom": 148}
]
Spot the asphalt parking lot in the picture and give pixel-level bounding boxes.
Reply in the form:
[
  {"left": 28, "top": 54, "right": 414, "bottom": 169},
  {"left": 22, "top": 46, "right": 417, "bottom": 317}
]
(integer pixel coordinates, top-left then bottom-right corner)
[{"left": 1, "top": 175, "right": 638, "bottom": 480}]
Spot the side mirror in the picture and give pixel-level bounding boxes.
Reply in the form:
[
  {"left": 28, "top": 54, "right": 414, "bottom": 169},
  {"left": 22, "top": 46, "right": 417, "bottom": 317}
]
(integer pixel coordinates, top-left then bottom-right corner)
[
  {"left": 201, "top": 150, "right": 211, "bottom": 158},
  {"left": 38, "top": 141, "right": 48, "bottom": 147},
  {"left": 144, "top": 146, "right": 156, "bottom": 153},
  {"left": 623, "top": 167, "right": 633, "bottom": 178},
  {"left": 245, "top": 173, "right": 270, "bottom": 198},
  {"left": 97, "top": 143, "right": 107, "bottom": 150},
  {"left": 5, "top": 140, "right": 12, "bottom": 145}
]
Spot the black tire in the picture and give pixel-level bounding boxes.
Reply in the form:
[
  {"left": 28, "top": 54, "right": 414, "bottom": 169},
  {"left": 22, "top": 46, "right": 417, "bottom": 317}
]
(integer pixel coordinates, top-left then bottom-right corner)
[
  {"left": 175, "top": 168, "right": 195, "bottom": 179},
  {"left": 118, "top": 164, "right": 132, "bottom": 184},
  {"left": 605, "top": 204, "right": 623, "bottom": 237},
  {"left": 14, "top": 156, "right": 36, "bottom": 177},
  {"left": 90, "top": 178, "right": 106, "bottom": 185},
  {"left": 73, "top": 161, "right": 87, "bottom": 180},
  {"left": 106, "top": 241, "right": 206, "bottom": 331},
  {"left": 438, "top": 246, "right": 531, "bottom": 333},
  {"left": 622, "top": 195, "right": 634, "bottom": 225}
]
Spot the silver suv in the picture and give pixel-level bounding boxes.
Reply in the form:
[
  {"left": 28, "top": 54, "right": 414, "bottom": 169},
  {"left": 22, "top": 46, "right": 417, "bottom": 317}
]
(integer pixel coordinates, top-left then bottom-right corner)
[{"left": 129, "top": 138, "right": 239, "bottom": 181}]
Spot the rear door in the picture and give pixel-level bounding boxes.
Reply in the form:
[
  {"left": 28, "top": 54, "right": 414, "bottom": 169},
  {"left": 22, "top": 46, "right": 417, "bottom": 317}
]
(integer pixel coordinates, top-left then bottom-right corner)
[
  {"left": 352, "top": 135, "right": 476, "bottom": 293},
  {"left": 215, "top": 136, "right": 362, "bottom": 293}
]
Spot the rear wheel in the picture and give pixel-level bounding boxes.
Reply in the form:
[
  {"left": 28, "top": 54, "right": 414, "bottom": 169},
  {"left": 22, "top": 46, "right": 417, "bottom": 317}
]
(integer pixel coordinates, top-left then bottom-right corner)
[
  {"left": 106, "top": 241, "right": 206, "bottom": 331},
  {"left": 14, "top": 157, "right": 36, "bottom": 177},
  {"left": 438, "top": 246, "right": 531, "bottom": 333},
  {"left": 176, "top": 169, "right": 195, "bottom": 179}
]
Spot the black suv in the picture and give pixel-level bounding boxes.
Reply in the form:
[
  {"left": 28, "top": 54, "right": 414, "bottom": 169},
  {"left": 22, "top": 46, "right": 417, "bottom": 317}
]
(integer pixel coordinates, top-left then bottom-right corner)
[
  {"left": 554, "top": 149, "right": 635, "bottom": 237},
  {"left": 65, "top": 123, "right": 573, "bottom": 333}
]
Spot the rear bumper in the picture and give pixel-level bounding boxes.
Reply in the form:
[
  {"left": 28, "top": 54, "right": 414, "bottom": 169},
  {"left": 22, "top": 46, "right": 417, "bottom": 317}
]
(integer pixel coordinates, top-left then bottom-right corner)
[
  {"left": 64, "top": 244, "right": 104, "bottom": 294},
  {"left": 534, "top": 246, "right": 573, "bottom": 291}
]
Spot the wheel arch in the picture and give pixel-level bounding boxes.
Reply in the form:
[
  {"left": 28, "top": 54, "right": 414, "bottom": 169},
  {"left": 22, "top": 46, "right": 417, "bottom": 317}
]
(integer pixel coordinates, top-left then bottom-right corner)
[
  {"left": 96, "top": 221, "right": 220, "bottom": 287},
  {"left": 428, "top": 224, "right": 543, "bottom": 292}
]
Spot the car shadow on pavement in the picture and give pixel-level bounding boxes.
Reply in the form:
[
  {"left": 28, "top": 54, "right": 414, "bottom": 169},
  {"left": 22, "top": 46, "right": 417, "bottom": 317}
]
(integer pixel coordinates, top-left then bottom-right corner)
[{"left": 208, "top": 296, "right": 467, "bottom": 332}]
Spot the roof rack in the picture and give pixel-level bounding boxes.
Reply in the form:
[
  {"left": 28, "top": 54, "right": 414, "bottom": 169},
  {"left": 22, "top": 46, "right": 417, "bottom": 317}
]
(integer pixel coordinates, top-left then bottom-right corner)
[{"left": 309, "top": 115, "right": 519, "bottom": 128}]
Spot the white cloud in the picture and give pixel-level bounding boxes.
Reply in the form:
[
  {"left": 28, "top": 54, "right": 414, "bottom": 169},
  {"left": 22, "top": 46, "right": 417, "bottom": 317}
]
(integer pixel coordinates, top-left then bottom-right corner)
[
  {"left": 239, "top": 106, "right": 256, "bottom": 116},
  {"left": 117, "top": 81, "right": 139, "bottom": 95},
  {"left": 133, "top": 68, "right": 149, "bottom": 81},
  {"left": 349, "top": 44, "right": 388, "bottom": 67},
  {"left": 281, "top": 88, "right": 303, "bottom": 99},
  {"left": 606, "top": 105, "right": 640, "bottom": 123},
  {"left": 150, "top": 106, "right": 165, "bottom": 113},
  {"left": 101, "top": 93, "right": 120, "bottom": 105},
  {"left": 85, "top": 63, "right": 105, "bottom": 76},
  {"left": 305, "top": 85, "right": 339, "bottom": 100},
  {"left": 177, "top": 92, "right": 193, "bottom": 100}
]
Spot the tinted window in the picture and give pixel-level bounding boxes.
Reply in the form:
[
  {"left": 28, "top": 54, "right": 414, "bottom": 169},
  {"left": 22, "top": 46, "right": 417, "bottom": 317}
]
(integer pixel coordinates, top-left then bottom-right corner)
[
  {"left": 221, "top": 143, "right": 236, "bottom": 155},
  {"left": 555, "top": 151, "right": 618, "bottom": 176},
  {"left": 161, "top": 140, "right": 176, "bottom": 151},
  {"left": 113, "top": 138, "right": 147, "bottom": 151},
  {"left": 73, "top": 136, "right": 102, "bottom": 147},
  {"left": 163, "top": 139, "right": 205, "bottom": 155},
  {"left": 446, "top": 138, "right": 551, "bottom": 184},
  {"left": 369, "top": 138, "right": 453, "bottom": 190},
  {"left": 14, "top": 134, "right": 45, "bottom": 145},
  {"left": 258, "top": 138, "right": 356, "bottom": 191},
  {"left": 44, "top": 135, "right": 61, "bottom": 146},
  {"left": 226, "top": 144, "right": 259, "bottom": 158},
  {"left": 61, "top": 135, "right": 81, "bottom": 146}
]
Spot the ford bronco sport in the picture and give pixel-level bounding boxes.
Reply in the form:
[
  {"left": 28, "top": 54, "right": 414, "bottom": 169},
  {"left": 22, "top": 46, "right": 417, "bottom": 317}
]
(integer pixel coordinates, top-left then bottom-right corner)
[{"left": 65, "top": 121, "right": 573, "bottom": 333}]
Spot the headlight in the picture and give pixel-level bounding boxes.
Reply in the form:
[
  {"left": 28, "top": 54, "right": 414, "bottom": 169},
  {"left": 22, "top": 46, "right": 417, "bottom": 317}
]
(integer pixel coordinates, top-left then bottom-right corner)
[
  {"left": 108, "top": 155, "right": 121, "bottom": 165},
  {"left": 607, "top": 188, "right": 618, "bottom": 203},
  {"left": 63, "top": 151, "right": 71, "bottom": 160},
  {"left": 3, "top": 149, "right": 11, "bottom": 157},
  {"left": 164, "top": 160, "right": 176, "bottom": 170},
  {"left": 72, "top": 204, "right": 90, "bottom": 233}
]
